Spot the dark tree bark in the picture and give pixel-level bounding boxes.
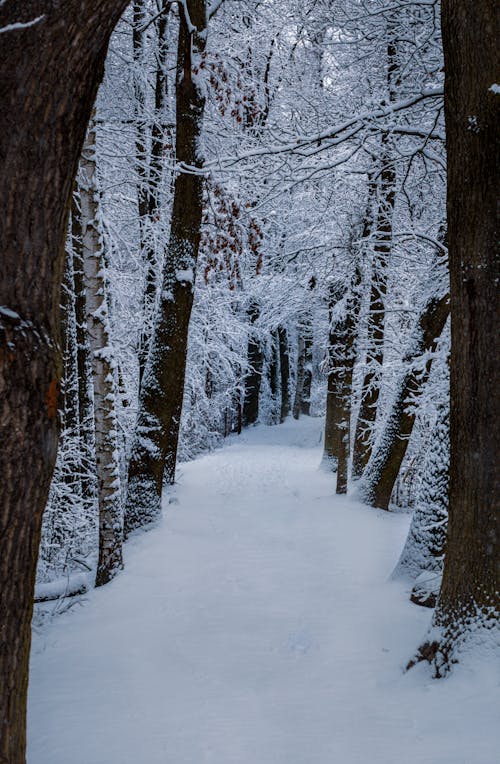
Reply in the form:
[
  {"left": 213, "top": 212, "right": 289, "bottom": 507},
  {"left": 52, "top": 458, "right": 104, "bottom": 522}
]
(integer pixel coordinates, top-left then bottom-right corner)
[
  {"left": 0, "top": 2, "right": 128, "bottom": 760},
  {"left": 351, "top": 156, "right": 394, "bottom": 478},
  {"left": 292, "top": 334, "right": 306, "bottom": 420},
  {"left": 322, "top": 282, "right": 344, "bottom": 470},
  {"left": 352, "top": 34, "right": 399, "bottom": 479},
  {"left": 125, "top": 0, "right": 208, "bottom": 533},
  {"left": 335, "top": 268, "right": 362, "bottom": 494},
  {"left": 322, "top": 264, "right": 361, "bottom": 488},
  {"left": 361, "top": 294, "right": 449, "bottom": 510},
  {"left": 410, "top": 0, "right": 499, "bottom": 675},
  {"left": 243, "top": 301, "right": 263, "bottom": 426},
  {"left": 301, "top": 329, "right": 313, "bottom": 416},
  {"left": 268, "top": 330, "right": 280, "bottom": 424},
  {"left": 278, "top": 326, "right": 290, "bottom": 422},
  {"left": 135, "top": 2, "right": 172, "bottom": 384}
]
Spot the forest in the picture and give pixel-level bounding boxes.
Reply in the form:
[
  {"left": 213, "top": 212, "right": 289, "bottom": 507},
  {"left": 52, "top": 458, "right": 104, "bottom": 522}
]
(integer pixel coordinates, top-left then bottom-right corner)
[{"left": 0, "top": 1, "right": 498, "bottom": 763}]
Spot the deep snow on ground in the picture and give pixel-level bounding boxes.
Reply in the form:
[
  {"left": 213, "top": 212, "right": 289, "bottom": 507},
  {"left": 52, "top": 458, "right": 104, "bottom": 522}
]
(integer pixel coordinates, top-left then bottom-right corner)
[{"left": 28, "top": 418, "right": 498, "bottom": 764}]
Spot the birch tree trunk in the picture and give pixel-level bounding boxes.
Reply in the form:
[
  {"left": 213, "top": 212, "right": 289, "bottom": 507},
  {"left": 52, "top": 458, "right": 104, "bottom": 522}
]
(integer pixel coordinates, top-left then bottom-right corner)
[
  {"left": 79, "top": 122, "right": 123, "bottom": 587},
  {"left": 126, "top": 0, "right": 208, "bottom": 533},
  {"left": 0, "top": 2, "right": 127, "bottom": 759}
]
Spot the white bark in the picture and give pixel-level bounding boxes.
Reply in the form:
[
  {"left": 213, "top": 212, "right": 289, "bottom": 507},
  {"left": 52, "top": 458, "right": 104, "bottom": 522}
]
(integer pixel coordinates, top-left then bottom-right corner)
[{"left": 79, "top": 120, "right": 123, "bottom": 586}]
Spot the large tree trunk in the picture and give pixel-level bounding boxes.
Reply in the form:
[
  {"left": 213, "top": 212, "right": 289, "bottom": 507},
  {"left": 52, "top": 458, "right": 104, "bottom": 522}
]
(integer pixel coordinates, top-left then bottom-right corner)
[
  {"left": 79, "top": 122, "right": 124, "bottom": 587},
  {"left": 125, "top": 0, "right": 208, "bottom": 534},
  {"left": 361, "top": 294, "right": 449, "bottom": 509},
  {"left": 410, "top": 0, "right": 499, "bottom": 675},
  {"left": 0, "top": 2, "right": 127, "bottom": 760}
]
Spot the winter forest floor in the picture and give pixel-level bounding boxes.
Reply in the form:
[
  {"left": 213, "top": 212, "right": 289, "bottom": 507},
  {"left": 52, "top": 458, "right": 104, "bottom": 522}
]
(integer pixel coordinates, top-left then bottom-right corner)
[{"left": 28, "top": 418, "right": 498, "bottom": 764}]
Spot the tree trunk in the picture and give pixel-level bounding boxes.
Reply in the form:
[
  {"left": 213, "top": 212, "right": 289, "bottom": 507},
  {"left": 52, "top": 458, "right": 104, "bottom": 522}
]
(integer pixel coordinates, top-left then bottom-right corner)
[
  {"left": 243, "top": 301, "right": 263, "bottom": 426},
  {"left": 336, "top": 269, "right": 362, "bottom": 494},
  {"left": 71, "top": 192, "right": 97, "bottom": 505},
  {"left": 293, "top": 334, "right": 306, "bottom": 420},
  {"left": 135, "top": 2, "right": 171, "bottom": 384},
  {"left": 322, "top": 283, "right": 344, "bottom": 470},
  {"left": 301, "top": 327, "right": 313, "bottom": 416},
  {"left": 351, "top": 156, "right": 394, "bottom": 478},
  {"left": 125, "top": 1, "right": 208, "bottom": 534},
  {"left": 0, "top": 2, "right": 127, "bottom": 759},
  {"left": 352, "top": 34, "right": 399, "bottom": 479},
  {"left": 79, "top": 122, "right": 124, "bottom": 586},
  {"left": 410, "top": 0, "right": 499, "bottom": 675},
  {"left": 361, "top": 294, "right": 449, "bottom": 510},
  {"left": 278, "top": 326, "right": 290, "bottom": 422},
  {"left": 393, "top": 397, "right": 449, "bottom": 608}
]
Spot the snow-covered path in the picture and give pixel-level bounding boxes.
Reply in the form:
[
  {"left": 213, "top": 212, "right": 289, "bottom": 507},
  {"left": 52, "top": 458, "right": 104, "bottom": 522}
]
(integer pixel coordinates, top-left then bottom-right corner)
[{"left": 28, "top": 418, "right": 497, "bottom": 764}]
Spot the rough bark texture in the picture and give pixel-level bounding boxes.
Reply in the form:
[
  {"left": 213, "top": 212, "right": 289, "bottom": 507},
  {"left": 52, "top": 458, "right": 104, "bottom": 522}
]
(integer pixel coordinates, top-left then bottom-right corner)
[
  {"left": 135, "top": 2, "right": 171, "bottom": 384},
  {"left": 301, "top": 328, "right": 313, "bottom": 416},
  {"left": 410, "top": 0, "right": 499, "bottom": 675},
  {"left": 361, "top": 295, "right": 449, "bottom": 509},
  {"left": 278, "top": 326, "right": 291, "bottom": 422},
  {"left": 352, "top": 36, "right": 398, "bottom": 479},
  {"left": 335, "top": 269, "right": 362, "bottom": 494},
  {"left": 322, "top": 283, "right": 345, "bottom": 471},
  {"left": 126, "top": 0, "right": 208, "bottom": 533},
  {"left": 351, "top": 156, "right": 394, "bottom": 478},
  {"left": 79, "top": 123, "right": 124, "bottom": 587},
  {"left": 243, "top": 302, "right": 263, "bottom": 426},
  {"left": 292, "top": 334, "right": 306, "bottom": 420},
  {"left": 0, "top": 2, "right": 128, "bottom": 760}
]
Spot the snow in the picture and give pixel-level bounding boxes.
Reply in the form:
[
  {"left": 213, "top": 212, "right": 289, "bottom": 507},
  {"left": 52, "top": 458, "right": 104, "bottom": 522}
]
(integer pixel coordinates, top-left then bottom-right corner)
[
  {"left": 176, "top": 267, "right": 194, "bottom": 284},
  {"left": 28, "top": 418, "right": 498, "bottom": 764}
]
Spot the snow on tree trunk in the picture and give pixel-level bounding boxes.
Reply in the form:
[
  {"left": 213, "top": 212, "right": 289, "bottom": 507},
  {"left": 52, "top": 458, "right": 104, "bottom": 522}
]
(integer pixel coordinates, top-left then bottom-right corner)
[
  {"left": 352, "top": 32, "right": 399, "bottom": 479},
  {"left": 79, "top": 120, "right": 124, "bottom": 587},
  {"left": 278, "top": 326, "right": 290, "bottom": 422},
  {"left": 134, "top": 2, "right": 171, "bottom": 385},
  {"left": 125, "top": 0, "right": 208, "bottom": 533},
  {"left": 243, "top": 301, "right": 263, "bottom": 426},
  {"left": 361, "top": 294, "right": 449, "bottom": 510},
  {"left": 351, "top": 157, "right": 394, "bottom": 478},
  {"left": 393, "top": 396, "right": 449, "bottom": 607},
  {"left": 292, "top": 333, "right": 306, "bottom": 420}
]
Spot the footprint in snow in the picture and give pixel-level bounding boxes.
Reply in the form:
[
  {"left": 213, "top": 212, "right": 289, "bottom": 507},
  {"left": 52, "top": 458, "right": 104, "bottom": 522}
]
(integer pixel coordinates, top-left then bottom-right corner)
[{"left": 287, "top": 628, "right": 315, "bottom": 655}]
